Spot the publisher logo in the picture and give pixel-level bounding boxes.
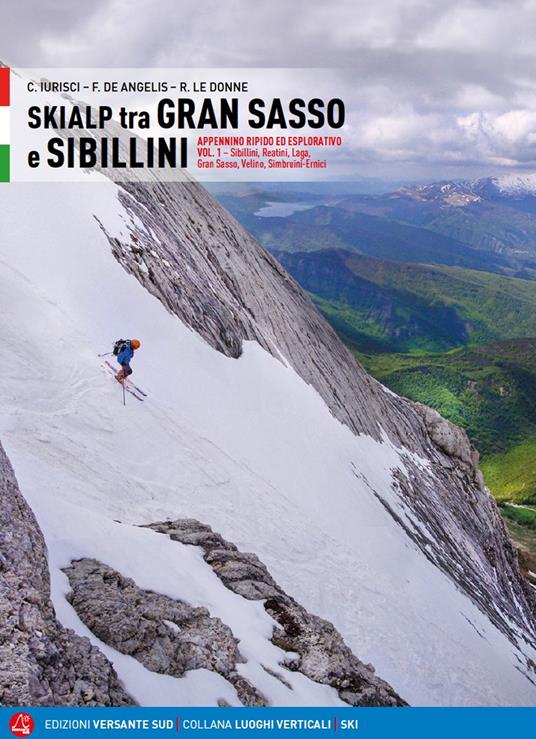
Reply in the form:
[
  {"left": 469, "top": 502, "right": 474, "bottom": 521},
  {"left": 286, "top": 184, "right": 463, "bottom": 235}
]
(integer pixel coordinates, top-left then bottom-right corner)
[{"left": 9, "top": 713, "right": 34, "bottom": 737}]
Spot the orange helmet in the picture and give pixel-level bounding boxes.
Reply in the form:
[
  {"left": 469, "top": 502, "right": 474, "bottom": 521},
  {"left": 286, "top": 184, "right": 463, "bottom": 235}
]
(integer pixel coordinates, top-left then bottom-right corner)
[{"left": 131, "top": 339, "right": 141, "bottom": 349}]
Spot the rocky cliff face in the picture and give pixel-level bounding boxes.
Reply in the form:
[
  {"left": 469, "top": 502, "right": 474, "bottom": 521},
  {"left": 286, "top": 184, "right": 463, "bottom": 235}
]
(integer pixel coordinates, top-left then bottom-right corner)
[
  {"left": 63, "top": 558, "right": 269, "bottom": 707},
  {"left": 99, "top": 180, "right": 409, "bottom": 443},
  {"left": 97, "top": 178, "right": 536, "bottom": 659},
  {"left": 0, "top": 442, "right": 134, "bottom": 706},
  {"left": 63, "top": 520, "right": 405, "bottom": 707}
]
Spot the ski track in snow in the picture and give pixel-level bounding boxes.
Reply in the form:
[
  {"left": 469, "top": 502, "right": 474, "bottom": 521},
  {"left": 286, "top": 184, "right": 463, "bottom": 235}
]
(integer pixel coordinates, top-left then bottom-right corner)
[{"left": 1, "top": 182, "right": 536, "bottom": 706}]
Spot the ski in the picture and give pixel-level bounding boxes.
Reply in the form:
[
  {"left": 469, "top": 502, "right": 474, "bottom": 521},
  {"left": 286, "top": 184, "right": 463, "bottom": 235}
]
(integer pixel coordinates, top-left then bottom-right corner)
[
  {"left": 124, "top": 378, "right": 147, "bottom": 397},
  {"left": 121, "top": 382, "right": 145, "bottom": 403},
  {"left": 101, "top": 362, "right": 145, "bottom": 402},
  {"left": 103, "top": 360, "right": 148, "bottom": 397}
]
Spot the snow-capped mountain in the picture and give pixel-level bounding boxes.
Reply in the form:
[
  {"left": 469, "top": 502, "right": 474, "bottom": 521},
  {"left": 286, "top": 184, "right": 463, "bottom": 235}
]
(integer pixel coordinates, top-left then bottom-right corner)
[
  {"left": 489, "top": 173, "right": 536, "bottom": 196},
  {"left": 1, "top": 166, "right": 536, "bottom": 704},
  {"left": 395, "top": 173, "right": 536, "bottom": 206}
]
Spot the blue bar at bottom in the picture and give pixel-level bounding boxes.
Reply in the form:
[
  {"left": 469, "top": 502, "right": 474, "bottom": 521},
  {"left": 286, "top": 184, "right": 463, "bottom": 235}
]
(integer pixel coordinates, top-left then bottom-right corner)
[{"left": 1, "top": 707, "right": 535, "bottom": 739}]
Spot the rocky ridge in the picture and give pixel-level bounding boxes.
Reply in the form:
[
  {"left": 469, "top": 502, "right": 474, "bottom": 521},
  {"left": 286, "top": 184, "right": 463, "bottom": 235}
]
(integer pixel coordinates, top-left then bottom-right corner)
[
  {"left": 142, "top": 518, "right": 406, "bottom": 706},
  {"left": 0, "top": 442, "right": 134, "bottom": 706},
  {"left": 63, "top": 558, "right": 267, "bottom": 707}
]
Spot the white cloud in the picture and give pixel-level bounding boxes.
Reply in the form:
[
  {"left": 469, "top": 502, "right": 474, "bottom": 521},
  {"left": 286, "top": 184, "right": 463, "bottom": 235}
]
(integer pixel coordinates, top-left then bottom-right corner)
[{"left": 4, "top": 0, "right": 536, "bottom": 178}]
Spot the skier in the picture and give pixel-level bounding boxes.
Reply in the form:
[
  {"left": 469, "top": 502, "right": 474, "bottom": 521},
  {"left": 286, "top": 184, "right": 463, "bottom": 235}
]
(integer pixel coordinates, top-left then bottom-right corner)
[{"left": 114, "top": 338, "right": 141, "bottom": 383}]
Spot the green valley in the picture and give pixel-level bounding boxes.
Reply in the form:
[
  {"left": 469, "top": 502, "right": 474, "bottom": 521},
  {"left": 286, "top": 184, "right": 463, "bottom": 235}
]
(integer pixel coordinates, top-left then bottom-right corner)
[
  {"left": 277, "top": 250, "right": 536, "bottom": 353},
  {"left": 356, "top": 341, "right": 536, "bottom": 503}
]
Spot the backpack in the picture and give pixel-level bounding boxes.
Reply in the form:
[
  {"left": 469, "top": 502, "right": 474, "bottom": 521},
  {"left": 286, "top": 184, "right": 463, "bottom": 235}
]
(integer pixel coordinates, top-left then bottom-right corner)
[{"left": 113, "top": 339, "right": 128, "bottom": 357}]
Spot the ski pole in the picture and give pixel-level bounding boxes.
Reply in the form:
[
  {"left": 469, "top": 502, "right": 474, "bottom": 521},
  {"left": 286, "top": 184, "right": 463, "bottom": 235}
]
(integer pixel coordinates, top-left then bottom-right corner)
[
  {"left": 122, "top": 383, "right": 126, "bottom": 406},
  {"left": 98, "top": 351, "right": 114, "bottom": 357}
]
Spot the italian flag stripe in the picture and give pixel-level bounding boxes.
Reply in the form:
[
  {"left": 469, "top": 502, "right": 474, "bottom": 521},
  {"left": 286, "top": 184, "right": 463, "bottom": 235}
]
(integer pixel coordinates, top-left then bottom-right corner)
[
  {"left": 0, "top": 144, "right": 10, "bottom": 183},
  {"left": 0, "top": 68, "right": 10, "bottom": 182},
  {"left": 0, "top": 67, "right": 10, "bottom": 106}
]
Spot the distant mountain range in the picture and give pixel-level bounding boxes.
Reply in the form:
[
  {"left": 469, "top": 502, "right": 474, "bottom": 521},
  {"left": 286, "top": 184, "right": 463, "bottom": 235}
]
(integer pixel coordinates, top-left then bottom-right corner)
[
  {"left": 396, "top": 174, "right": 536, "bottom": 202},
  {"left": 221, "top": 174, "right": 536, "bottom": 280},
  {"left": 334, "top": 176, "right": 536, "bottom": 277}
]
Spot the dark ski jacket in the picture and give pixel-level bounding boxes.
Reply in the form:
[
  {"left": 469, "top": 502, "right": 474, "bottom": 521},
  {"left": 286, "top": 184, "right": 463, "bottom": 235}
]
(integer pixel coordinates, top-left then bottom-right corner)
[{"left": 117, "top": 341, "right": 134, "bottom": 367}]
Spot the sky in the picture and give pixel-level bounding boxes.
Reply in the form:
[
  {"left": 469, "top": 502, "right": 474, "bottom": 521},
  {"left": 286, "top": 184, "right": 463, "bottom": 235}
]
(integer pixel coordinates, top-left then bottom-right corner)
[{"left": 3, "top": 0, "right": 536, "bottom": 181}]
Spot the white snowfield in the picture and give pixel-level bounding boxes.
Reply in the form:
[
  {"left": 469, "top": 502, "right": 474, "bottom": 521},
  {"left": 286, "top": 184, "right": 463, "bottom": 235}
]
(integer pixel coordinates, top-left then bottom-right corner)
[
  {"left": 1, "top": 182, "right": 535, "bottom": 706},
  {"left": 491, "top": 173, "right": 536, "bottom": 195}
]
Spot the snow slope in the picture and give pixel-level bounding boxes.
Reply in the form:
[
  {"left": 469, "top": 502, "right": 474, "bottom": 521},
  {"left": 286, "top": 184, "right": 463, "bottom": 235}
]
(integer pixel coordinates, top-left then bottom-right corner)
[{"left": 1, "top": 182, "right": 536, "bottom": 705}]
